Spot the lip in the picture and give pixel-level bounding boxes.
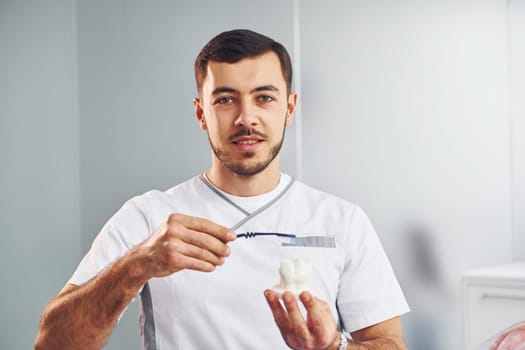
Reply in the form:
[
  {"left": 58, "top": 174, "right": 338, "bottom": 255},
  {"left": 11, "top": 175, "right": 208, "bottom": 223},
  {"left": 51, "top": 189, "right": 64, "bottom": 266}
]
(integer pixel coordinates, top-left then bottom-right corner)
[{"left": 231, "top": 136, "right": 264, "bottom": 152}]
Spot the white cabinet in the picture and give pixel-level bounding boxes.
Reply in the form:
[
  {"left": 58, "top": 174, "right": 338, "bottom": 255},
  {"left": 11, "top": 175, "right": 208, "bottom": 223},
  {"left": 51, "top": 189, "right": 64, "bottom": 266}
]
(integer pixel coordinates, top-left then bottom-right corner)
[{"left": 463, "top": 263, "right": 525, "bottom": 349}]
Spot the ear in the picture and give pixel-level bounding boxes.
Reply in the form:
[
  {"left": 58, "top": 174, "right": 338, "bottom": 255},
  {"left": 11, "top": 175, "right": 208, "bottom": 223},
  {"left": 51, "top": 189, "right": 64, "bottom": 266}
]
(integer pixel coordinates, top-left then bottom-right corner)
[
  {"left": 285, "top": 92, "right": 298, "bottom": 126},
  {"left": 193, "top": 97, "right": 207, "bottom": 130}
]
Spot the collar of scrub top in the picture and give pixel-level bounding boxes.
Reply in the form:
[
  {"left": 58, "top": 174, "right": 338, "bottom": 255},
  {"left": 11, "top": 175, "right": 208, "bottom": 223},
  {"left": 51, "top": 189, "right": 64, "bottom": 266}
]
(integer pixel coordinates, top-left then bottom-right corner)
[
  {"left": 199, "top": 174, "right": 336, "bottom": 248},
  {"left": 198, "top": 173, "right": 296, "bottom": 231}
]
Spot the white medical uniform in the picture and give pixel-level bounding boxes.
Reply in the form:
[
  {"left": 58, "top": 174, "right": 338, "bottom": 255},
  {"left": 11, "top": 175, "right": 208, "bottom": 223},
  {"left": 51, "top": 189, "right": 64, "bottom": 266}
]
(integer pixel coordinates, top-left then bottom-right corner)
[{"left": 69, "top": 173, "right": 409, "bottom": 349}]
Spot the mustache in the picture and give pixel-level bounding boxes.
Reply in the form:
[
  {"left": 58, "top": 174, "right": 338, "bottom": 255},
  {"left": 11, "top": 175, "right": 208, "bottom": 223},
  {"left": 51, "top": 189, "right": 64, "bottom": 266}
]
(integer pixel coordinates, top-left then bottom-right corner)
[{"left": 228, "top": 128, "right": 266, "bottom": 141}]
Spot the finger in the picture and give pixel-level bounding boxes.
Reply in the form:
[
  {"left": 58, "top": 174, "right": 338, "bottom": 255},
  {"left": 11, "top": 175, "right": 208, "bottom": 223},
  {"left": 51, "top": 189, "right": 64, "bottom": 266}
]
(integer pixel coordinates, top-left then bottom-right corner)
[
  {"left": 264, "top": 290, "right": 290, "bottom": 328},
  {"left": 299, "top": 292, "right": 324, "bottom": 332},
  {"left": 164, "top": 247, "right": 219, "bottom": 273},
  {"left": 282, "top": 291, "right": 312, "bottom": 342},
  {"left": 168, "top": 214, "right": 236, "bottom": 242},
  {"left": 141, "top": 230, "right": 222, "bottom": 277},
  {"left": 164, "top": 238, "right": 226, "bottom": 268},
  {"left": 176, "top": 227, "right": 232, "bottom": 258},
  {"left": 166, "top": 216, "right": 233, "bottom": 258},
  {"left": 299, "top": 291, "right": 338, "bottom": 346},
  {"left": 264, "top": 290, "right": 298, "bottom": 346}
]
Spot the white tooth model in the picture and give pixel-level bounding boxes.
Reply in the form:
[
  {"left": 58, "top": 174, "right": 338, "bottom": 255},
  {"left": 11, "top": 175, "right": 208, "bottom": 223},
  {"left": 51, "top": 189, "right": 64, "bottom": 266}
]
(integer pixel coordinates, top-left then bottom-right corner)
[{"left": 271, "top": 258, "right": 312, "bottom": 297}]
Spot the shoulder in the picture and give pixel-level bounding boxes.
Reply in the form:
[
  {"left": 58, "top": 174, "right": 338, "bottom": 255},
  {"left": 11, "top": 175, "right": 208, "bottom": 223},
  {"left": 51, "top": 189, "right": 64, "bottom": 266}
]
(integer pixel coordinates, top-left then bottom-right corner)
[
  {"left": 109, "top": 176, "right": 202, "bottom": 226},
  {"left": 288, "top": 179, "right": 375, "bottom": 228},
  {"left": 290, "top": 180, "right": 357, "bottom": 211},
  {"left": 127, "top": 175, "right": 202, "bottom": 206}
]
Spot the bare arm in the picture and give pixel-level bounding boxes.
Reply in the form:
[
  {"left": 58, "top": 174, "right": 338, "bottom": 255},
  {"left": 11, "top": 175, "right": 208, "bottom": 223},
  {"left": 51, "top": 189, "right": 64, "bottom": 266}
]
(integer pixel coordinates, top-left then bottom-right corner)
[
  {"left": 264, "top": 290, "right": 407, "bottom": 350},
  {"left": 34, "top": 214, "right": 235, "bottom": 350},
  {"left": 34, "top": 253, "right": 148, "bottom": 350},
  {"left": 346, "top": 317, "right": 406, "bottom": 350}
]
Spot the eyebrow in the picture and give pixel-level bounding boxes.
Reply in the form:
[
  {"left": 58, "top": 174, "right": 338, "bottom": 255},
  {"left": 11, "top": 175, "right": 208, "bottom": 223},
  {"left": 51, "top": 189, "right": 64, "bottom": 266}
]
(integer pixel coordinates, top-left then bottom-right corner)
[
  {"left": 211, "top": 87, "right": 238, "bottom": 95},
  {"left": 251, "top": 85, "right": 280, "bottom": 94},
  {"left": 211, "top": 85, "right": 281, "bottom": 96}
]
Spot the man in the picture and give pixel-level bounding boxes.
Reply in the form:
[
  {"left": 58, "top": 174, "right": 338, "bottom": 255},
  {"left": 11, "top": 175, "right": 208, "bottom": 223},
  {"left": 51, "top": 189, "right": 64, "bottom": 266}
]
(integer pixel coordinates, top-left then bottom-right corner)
[{"left": 35, "top": 29, "right": 409, "bottom": 350}]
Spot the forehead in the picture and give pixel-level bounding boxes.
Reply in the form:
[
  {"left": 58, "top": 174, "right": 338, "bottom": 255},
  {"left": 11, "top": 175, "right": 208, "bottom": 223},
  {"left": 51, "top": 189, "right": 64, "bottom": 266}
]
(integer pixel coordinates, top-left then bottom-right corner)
[{"left": 202, "top": 51, "right": 286, "bottom": 94}]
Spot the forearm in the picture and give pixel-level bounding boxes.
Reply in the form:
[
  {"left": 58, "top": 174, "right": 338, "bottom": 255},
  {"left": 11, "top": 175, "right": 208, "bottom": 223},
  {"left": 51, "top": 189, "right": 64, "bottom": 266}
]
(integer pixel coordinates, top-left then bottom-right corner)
[
  {"left": 34, "top": 214, "right": 235, "bottom": 349},
  {"left": 346, "top": 336, "right": 406, "bottom": 350},
  {"left": 34, "top": 248, "right": 149, "bottom": 350}
]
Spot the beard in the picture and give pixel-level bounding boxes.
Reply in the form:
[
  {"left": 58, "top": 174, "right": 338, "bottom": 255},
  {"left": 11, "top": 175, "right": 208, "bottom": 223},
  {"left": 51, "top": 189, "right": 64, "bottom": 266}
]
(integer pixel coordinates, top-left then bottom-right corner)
[{"left": 208, "top": 122, "right": 287, "bottom": 177}]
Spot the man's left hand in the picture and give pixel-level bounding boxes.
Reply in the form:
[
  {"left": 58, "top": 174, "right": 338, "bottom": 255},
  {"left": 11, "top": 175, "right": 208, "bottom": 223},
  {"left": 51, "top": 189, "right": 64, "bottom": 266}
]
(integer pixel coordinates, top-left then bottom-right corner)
[{"left": 264, "top": 289, "right": 340, "bottom": 350}]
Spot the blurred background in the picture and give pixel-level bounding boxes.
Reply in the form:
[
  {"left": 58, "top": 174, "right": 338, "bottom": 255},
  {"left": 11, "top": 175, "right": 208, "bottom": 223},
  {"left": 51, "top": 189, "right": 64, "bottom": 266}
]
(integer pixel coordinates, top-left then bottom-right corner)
[{"left": 1, "top": 0, "right": 524, "bottom": 349}]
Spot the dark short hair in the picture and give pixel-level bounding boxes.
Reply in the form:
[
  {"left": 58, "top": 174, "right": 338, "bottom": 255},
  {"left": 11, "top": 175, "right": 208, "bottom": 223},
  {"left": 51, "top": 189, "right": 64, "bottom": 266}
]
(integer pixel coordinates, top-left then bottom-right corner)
[{"left": 194, "top": 29, "right": 293, "bottom": 95}]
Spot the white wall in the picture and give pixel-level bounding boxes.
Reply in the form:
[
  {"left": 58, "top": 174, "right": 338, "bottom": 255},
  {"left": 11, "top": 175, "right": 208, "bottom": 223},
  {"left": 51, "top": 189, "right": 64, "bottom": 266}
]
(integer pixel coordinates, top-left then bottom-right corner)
[
  {"left": 510, "top": 0, "right": 525, "bottom": 261},
  {"left": 299, "top": 1, "right": 516, "bottom": 349},
  {"left": 0, "top": 1, "right": 81, "bottom": 349},
  {"left": 2, "top": 1, "right": 523, "bottom": 349}
]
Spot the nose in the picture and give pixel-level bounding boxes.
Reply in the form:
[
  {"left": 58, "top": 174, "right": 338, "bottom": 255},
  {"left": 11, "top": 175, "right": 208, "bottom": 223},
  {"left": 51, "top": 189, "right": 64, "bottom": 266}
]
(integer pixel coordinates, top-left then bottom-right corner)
[{"left": 234, "top": 100, "right": 258, "bottom": 128}]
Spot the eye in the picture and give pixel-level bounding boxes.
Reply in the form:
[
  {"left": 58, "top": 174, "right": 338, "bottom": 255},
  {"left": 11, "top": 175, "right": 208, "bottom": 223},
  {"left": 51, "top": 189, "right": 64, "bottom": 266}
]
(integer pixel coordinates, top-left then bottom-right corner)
[
  {"left": 214, "top": 96, "right": 234, "bottom": 105},
  {"left": 257, "top": 95, "right": 275, "bottom": 103}
]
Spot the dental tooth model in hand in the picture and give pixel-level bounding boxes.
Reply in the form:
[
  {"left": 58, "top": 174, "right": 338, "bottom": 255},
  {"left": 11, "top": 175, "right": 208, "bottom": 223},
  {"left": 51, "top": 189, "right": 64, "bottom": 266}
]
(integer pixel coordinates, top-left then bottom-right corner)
[{"left": 271, "top": 258, "right": 312, "bottom": 297}]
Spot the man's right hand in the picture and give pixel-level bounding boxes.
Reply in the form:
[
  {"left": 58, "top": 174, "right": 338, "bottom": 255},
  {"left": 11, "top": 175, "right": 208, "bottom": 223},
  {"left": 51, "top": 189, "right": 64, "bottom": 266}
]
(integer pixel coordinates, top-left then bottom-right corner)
[
  {"left": 34, "top": 213, "right": 236, "bottom": 350},
  {"left": 137, "top": 213, "right": 236, "bottom": 278}
]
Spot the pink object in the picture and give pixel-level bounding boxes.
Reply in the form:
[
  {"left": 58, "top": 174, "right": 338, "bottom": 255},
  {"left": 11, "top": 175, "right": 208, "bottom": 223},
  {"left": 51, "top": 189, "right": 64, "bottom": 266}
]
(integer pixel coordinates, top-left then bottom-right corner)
[{"left": 489, "top": 322, "right": 525, "bottom": 350}]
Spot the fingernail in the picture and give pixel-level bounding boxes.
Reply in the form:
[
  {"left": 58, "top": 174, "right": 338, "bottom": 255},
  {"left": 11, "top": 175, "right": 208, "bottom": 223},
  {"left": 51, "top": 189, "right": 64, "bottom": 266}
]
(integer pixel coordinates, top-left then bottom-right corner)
[
  {"left": 283, "top": 292, "right": 293, "bottom": 303},
  {"left": 227, "top": 231, "right": 236, "bottom": 240},
  {"left": 301, "top": 291, "right": 311, "bottom": 302}
]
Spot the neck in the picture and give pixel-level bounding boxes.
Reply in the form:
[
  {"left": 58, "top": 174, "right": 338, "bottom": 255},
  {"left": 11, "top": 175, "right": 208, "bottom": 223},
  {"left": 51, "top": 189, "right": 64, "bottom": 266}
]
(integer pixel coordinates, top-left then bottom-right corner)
[{"left": 206, "top": 158, "right": 282, "bottom": 197}]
